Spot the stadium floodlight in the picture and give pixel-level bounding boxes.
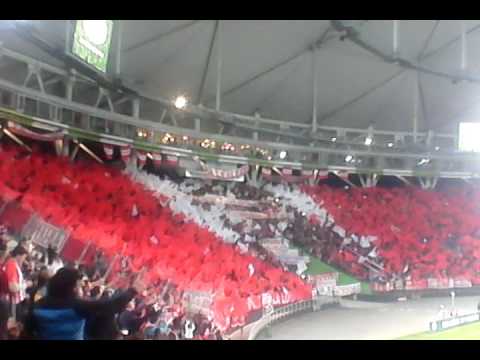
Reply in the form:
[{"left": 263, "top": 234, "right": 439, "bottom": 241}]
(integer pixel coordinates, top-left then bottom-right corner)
[
  {"left": 279, "top": 150, "right": 287, "bottom": 160},
  {"left": 364, "top": 136, "right": 373, "bottom": 146},
  {"left": 174, "top": 95, "right": 187, "bottom": 109}
]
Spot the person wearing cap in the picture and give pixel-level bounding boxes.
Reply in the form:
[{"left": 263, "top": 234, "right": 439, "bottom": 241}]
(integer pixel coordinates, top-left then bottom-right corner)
[{"left": 23, "top": 267, "right": 142, "bottom": 340}]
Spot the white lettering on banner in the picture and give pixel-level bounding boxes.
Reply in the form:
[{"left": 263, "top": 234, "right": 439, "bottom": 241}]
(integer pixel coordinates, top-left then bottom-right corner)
[
  {"left": 454, "top": 279, "right": 472, "bottom": 288},
  {"left": 247, "top": 296, "right": 258, "bottom": 311},
  {"left": 427, "top": 278, "right": 450, "bottom": 289},
  {"left": 439, "top": 313, "right": 480, "bottom": 331},
  {"left": 21, "top": 215, "right": 69, "bottom": 251},
  {"left": 311, "top": 272, "right": 339, "bottom": 283},
  {"left": 182, "top": 291, "right": 214, "bottom": 316},
  {"left": 334, "top": 283, "right": 361, "bottom": 297}
]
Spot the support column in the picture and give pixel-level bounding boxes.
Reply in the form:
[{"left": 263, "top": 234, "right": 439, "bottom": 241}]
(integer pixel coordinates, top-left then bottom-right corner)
[
  {"left": 312, "top": 46, "right": 318, "bottom": 133},
  {"left": 393, "top": 20, "right": 399, "bottom": 57},
  {"left": 215, "top": 20, "right": 223, "bottom": 111},
  {"left": 461, "top": 21, "right": 467, "bottom": 72},
  {"left": 115, "top": 20, "right": 122, "bottom": 77},
  {"left": 132, "top": 98, "right": 140, "bottom": 118},
  {"left": 413, "top": 71, "right": 419, "bottom": 143},
  {"left": 62, "top": 137, "right": 70, "bottom": 157},
  {"left": 65, "top": 20, "right": 71, "bottom": 53}
]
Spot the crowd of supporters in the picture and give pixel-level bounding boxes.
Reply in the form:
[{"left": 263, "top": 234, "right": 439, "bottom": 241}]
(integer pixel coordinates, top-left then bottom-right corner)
[
  {"left": 304, "top": 184, "right": 480, "bottom": 286},
  {"left": 0, "top": 233, "right": 224, "bottom": 340},
  {"left": 0, "top": 145, "right": 312, "bottom": 339}
]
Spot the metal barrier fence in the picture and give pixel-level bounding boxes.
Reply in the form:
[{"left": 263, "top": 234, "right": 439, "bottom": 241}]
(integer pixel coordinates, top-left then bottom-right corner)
[{"left": 246, "top": 296, "right": 339, "bottom": 340}]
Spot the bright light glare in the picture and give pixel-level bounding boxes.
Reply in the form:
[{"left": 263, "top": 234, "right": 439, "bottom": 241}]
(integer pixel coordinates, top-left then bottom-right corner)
[
  {"left": 365, "top": 136, "right": 373, "bottom": 146},
  {"left": 387, "top": 142, "right": 394, "bottom": 148},
  {"left": 279, "top": 150, "right": 287, "bottom": 160},
  {"left": 345, "top": 154, "right": 353, "bottom": 162},
  {"left": 418, "top": 158, "right": 430, "bottom": 166},
  {"left": 331, "top": 137, "right": 337, "bottom": 142},
  {"left": 174, "top": 95, "right": 187, "bottom": 109},
  {"left": 459, "top": 122, "right": 480, "bottom": 152}
]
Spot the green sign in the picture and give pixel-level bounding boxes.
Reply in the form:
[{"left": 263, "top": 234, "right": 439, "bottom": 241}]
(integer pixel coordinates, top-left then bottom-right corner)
[{"left": 72, "top": 20, "right": 113, "bottom": 73}]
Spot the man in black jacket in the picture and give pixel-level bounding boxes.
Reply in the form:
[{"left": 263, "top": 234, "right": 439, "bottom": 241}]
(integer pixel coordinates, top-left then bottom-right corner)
[{"left": 23, "top": 267, "right": 142, "bottom": 340}]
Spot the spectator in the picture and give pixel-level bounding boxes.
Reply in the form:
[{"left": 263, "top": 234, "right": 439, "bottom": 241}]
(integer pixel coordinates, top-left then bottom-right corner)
[
  {"left": 3, "top": 245, "right": 29, "bottom": 321},
  {"left": 23, "top": 267, "right": 140, "bottom": 340},
  {"left": 46, "top": 246, "right": 63, "bottom": 277},
  {"left": 85, "top": 288, "right": 122, "bottom": 340}
]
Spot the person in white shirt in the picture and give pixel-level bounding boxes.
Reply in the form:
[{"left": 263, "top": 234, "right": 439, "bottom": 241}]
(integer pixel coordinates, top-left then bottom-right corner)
[{"left": 184, "top": 319, "right": 196, "bottom": 339}]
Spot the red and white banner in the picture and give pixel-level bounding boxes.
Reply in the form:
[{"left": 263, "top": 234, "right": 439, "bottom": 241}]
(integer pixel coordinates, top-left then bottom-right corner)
[
  {"left": 261, "top": 167, "right": 272, "bottom": 176},
  {"left": 7, "top": 121, "right": 64, "bottom": 142},
  {"left": 103, "top": 144, "right": 114, "bottom": 160},
  {"left": 152, "top": 153, "right": 162, "bottom": 168},
  {"left": 164, "top": 155, "right": 178, "bottom": 167},
  {"left": 136, "top": 151, "right": 147, "bottom": 169},
  {"left": 120, "top": 146, "right": 132, "bottom": 163},
  {"left": 282, "top": 168, "right": 293, "bottom": 176}
]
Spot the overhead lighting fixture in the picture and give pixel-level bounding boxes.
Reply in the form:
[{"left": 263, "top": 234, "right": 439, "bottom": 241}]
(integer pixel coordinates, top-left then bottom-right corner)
[
  {"left": 331, "top": 137, "right": 337, "bottom": 142},
  {"left": 387, "top": 142, "right": 394, "bottom": 148},
  {"left": 345, "top": 154, "right": 354, "bottom": 163},
  {"left": 435, "top": 146, "right": 440, "bottom": 151},
  {"left": 279, "top": 150, "right": 287, "bottom": 160},
  {"left": 418, "top": 158, "right": 430, "bottom": 166},
  {"left": 365, "top": 136, "right": 373, "bottom": 146},
  {"left": 174, "top": 95, "right": 187, "bottom": 110}
]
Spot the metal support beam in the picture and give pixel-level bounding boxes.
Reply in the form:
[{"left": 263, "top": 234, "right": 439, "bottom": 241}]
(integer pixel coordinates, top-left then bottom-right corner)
[
  {"left": 115, "top": 20, "right": 122, "bottom": 76},
  {"left": 123, "top": 21, "right": 201, "bottom": 53},
  {"left": 312, "top": 47, "right": 318, "bottom": 133},
  {"left": 396, "top": 175, "right": 412, "bottom": 186},
  {"left": 197, "top": 20, "right": 219, "bottom": 105},
  {"left": 461, "top": 21, "right": 467, "bottom": 71},
  {"left": 413, "top": 71, "right": 419, "bottom": 143},
  {"left": 65, "top": 20, "right": 71, "bottom": 53},
  {"left": 206, "top": 25, "right": 333, "bottom": 105},
  {"left": 132, "top": 98, "right": 140, "bottom": 118},
  {"left": 66, "top": 76, "right": 75, "bottom": 101},
  {"left": 215, "top": 20, "right": 223, "bottom": 112},
  {"left": 159, "top": 109, "right": 167, "bottom": 124},
  {"left": 393, "top": 20, "right": 399, "bottom": 56}
]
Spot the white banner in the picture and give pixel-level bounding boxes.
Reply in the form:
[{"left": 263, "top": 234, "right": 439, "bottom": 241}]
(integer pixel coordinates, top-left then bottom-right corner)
[{"left": 334, "top": 283, "right": 361, "bottom": 297}]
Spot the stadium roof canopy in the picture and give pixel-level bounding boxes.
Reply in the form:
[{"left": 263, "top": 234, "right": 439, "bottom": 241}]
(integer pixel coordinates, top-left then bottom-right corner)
[{"left": 2, "top": 20, "right": 480, "bottom": 136}]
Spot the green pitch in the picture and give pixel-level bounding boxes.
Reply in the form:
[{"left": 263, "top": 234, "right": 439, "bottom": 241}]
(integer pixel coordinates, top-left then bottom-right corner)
[{"left": 398, "top": 322, "right": 480, "bottom": 340}]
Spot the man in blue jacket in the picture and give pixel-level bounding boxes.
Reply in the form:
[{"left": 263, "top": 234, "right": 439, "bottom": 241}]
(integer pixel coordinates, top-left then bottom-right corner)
[{"left": 23, "top": 267, "right": 141, "bottom": 340}]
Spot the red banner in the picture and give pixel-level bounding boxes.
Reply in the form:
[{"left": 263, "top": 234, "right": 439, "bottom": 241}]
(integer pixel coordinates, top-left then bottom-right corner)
[{"left": 7, "top": 121, "right": 64, "bottom": 142}]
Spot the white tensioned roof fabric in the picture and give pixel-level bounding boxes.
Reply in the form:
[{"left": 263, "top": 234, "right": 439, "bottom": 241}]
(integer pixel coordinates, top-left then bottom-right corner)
[{"left": 3, "top": 20, "right": 480, "bottom": 134}]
